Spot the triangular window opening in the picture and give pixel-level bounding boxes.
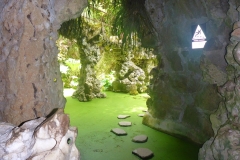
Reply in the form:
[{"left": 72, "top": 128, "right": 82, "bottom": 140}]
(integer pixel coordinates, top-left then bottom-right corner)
[{"left": 192, "top": 25, "right": 207, "bottom": 49}]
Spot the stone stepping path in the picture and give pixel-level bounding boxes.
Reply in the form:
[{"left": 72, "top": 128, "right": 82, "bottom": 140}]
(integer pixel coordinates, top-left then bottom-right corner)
[
  {"left": 132, "top": 135, "right": 148, "bottom": 143},
  {"left": 111, "top": 128, "right": 127, "bottom": 136},
  {"left": 118, "top": 121, "right": 132, "bottom": 127},
  {"left": 117, "top": 115, "right": 130, "bottom": 119},
  {"left": 132, "top": 148, "right": 154, "bottom": 159},
  {"left": 111, "top": 111, "right": 154, "bottom": 159},
  {"left": 138, "top": 113, "right": 145, "bottom": 117}
]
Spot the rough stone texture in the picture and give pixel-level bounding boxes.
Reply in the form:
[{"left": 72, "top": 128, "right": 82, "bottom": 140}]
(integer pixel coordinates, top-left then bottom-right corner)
[
  {"left": 138, "top": 113, "right": 145, "bottom": 117},
  {"left": 0, "top": 0, "right": 87, "bottom": 125},
  {"left": 199, "top": 11, "right": 240, "bottom": 159},
  {"left": 111, "top": 128, "right": 127, "bottom": 136},
  {"left": 117, "top": 115, "right": 130, "bottom": 119},
  {"left": 0, "top": 109, "right": 79, "bottom": 160},
  {"left": 70, "top": 17, "right": 106, "bottom": 102},
  {"left": 112, "top": 47, "right": 156, "bottom": 95},
  {"left": 132, "top": 135, "right": 148, "bottom": 143},
  {"left": 118, "top": 121, "right": 132, "bottom": 127},
  {"left": 72, "top": 38, "right": 106, "bottom": 102},
  {"left": 132, "top": 148, "right": 154, "bottom": 159},
  {"left": 112, "top": 61, "right": 147, "bottom": 95},
  {"left": 143, "top": 0, "right": 239, "bottom": 144}
]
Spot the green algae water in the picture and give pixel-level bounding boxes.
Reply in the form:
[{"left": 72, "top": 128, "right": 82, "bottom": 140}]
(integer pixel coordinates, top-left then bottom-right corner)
[{"left": 64, "top": 89, "right": 200, "bottom": 160}]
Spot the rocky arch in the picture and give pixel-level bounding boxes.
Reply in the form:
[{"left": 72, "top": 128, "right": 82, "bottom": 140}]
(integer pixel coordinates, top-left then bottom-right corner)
[
  {"left": 0, "top": 0, "right": 87, "bottom": 125},
  {"left": 1, "top": 0, "right": 240, "bottom": 159}
]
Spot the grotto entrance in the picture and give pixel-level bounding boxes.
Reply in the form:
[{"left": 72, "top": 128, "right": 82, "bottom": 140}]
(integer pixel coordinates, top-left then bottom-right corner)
[
  {"left": 1, "top": 0, "right": 240, "bottom": 159},
  {"left": 55, "top": 1, "right": 202, "bottom": 159},
  {"left": 57, "top": 3, "right": 157, "bottom": 102}
]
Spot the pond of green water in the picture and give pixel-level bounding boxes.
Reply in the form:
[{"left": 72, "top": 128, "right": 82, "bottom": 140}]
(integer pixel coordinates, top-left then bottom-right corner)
[{"left": 64, "top": 89, "right": 200, "bottom": 160}]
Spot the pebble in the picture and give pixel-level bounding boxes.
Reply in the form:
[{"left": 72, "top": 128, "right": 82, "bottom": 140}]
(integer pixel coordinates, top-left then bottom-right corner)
[
  {"left": 132, "top": 148, "right": 154, "bottom": 159},
  {"left": 111, "top": 128, "right": 127, "bottom": 136},
  {"left": 138, "top": 114, "right": 145, "bottom": 117},
  {"left": 117, "top": 115, "right": 130, "bottom": 119},
  {"left": 132, "top": 135, "right": 148, "bottom": 143},
  {"left": 118, "top": 121, "right": 132, "bottom": 127}
]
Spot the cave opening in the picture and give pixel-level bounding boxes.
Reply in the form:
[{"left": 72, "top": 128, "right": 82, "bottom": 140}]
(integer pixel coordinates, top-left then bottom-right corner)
[
  {"left": 55, "top": 1, "right": 200, "bottom": 159},
  {"left": 1, "top": 0, "right": 240, "bottom": 159}
]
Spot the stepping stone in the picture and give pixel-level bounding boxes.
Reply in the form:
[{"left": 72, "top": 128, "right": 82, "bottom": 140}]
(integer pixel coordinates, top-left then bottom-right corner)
[
  {"left": 138, "top": 114, "right": 145, "bottom": 117},
  {"left": 118, "top": 121, "right": 132, "bottom": 127},
  {"left": 132, "top": 148, "right": 154, "bottom": 159},
  {"left": 132, "top": 135, "right": 148, "bottom": 143},
  {"left": 117, "top": 115, "right": 130, "bottom": 119},
  {"left": 111, "top": 128, "right": 127, "bottom": 136}
]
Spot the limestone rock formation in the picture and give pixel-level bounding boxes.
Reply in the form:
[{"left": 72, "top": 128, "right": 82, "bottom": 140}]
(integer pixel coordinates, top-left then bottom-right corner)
[
  {"left": 0, "top": 109, "right": 79, "bottom": 160},
  {"left": 143, "top": 0, "right": 239, "bottom": 144},
  {"left": 70, "top": 16, "right": 106, "bottom": 102},
  {"left": 113, "top": 61, "right": 147, "bottom": 95},
  {"left": 72, "top": 38, "right": 106, "bottom": 102},
  {"left": 199, "top": 10, "right": 240, "bottom": 159},
  {"left": 0, "top": 0, "right": 87, "bottom": 125}
]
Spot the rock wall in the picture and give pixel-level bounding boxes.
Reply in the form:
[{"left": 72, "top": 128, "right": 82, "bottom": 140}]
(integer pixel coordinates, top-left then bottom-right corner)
[
  {"left": 0, "top": 109, "right": 79, "bottom": 160},
  {"left": 0, "top": 0, "right": 87, "bottom": 125},
  {"left": 143, "top": 0, "right": 239, "bottom": 144},
  {"left": 199, "top": 7, "right": 240, "bottom": 159},
  {"left": 73, "top": 38, "right": 106, "bottom": 102}
]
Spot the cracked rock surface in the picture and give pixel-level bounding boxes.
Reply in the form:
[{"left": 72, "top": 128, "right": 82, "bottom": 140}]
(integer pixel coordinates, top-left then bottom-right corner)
[
  {"left": 0, "top": 0, "right": 87, "bottom": 125},
  {"left": 0, "top": 109, "right": 80, "bottom": 160},
  {"left": 143, "top": 0, "right": 239, "bottom": 144},
  {"left": 199, "top": 8, "right": 240, "bottom": 159}
]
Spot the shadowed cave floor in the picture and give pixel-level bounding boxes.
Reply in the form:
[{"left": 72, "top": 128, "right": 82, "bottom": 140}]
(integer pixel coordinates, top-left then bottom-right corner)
[{"left": 64, "top": 89, "right": 200, "bottom": 160}]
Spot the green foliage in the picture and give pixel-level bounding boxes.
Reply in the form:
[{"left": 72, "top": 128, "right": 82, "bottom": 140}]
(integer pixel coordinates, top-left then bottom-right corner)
[
  {"left": 58, "top": 0, "right": 157, "bottom": 48},
  {"left": 60, "top": 58, "right": 80, "bottom": 89},
  {"left": 57, "top": 0, "right": 157, "bottom": 91},
  {"left": 57, "top": 36, "right": 79, "bottom": 62},
  {"left": 98, "top": 71, "right": 115, "bottom": 91},
  {"left": 128, "top": 84, "right": 139, "bottom": 95},
  {"left": 112, "top": 0, "right": 157, "bottom": 47}
]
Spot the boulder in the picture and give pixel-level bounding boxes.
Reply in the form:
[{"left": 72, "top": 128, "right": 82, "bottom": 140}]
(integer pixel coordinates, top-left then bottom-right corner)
[{"left": 0, "top": 109, "right": 80, "bottom": 160}]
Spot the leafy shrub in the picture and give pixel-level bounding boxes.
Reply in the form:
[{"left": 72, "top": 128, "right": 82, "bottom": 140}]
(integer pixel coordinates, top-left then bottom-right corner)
[
  {"left": 99, "top": 71, "right": 115, "bottom": 91},
  {"left": 128, "top": 84, "right": 139, "bottom": 95}
]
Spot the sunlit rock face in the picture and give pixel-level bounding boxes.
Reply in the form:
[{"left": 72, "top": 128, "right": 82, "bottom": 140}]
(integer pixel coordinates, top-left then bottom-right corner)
[
  {"left": 69, "top": 17, "right": 106, "bottom": 102},
  {"left": 143, "top": 0, "right": 239, "bottom": 144},
  {"left": 112, "top": 48, "right": 156, "bottom": 95},
  {"left": 0, "top": 109, "right": 79, "bottom": 160},
  {"left": 113, "top": 61, "right": 146, "bottom": 94},
  {"left": 0, "top": 0, "right": 87, "bottom": 125},
  {"left": 199, "top": 8, "right": 240, "bottom": 159},
  {"left": 72, "top": 39, "right": 106, "bottom": 101}
]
